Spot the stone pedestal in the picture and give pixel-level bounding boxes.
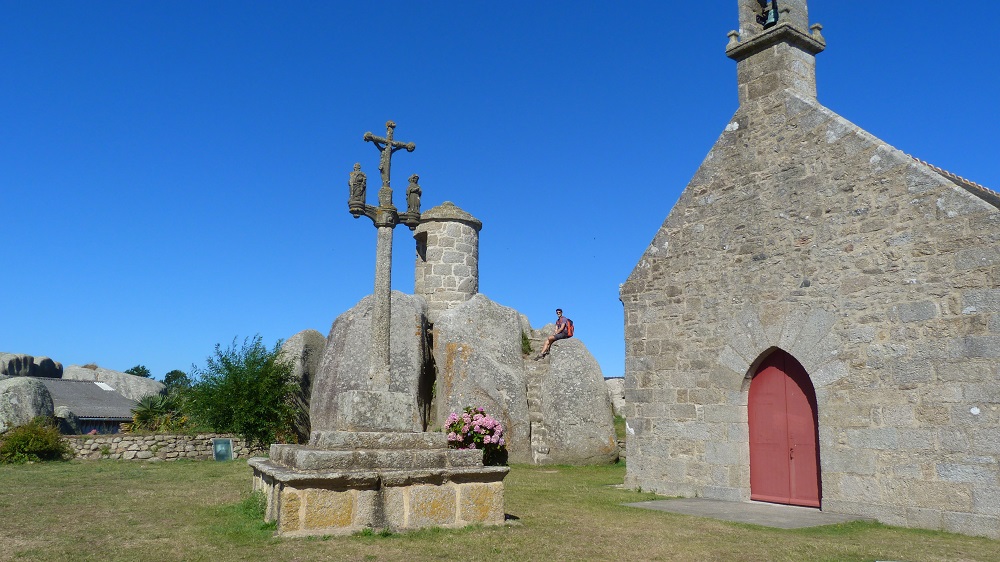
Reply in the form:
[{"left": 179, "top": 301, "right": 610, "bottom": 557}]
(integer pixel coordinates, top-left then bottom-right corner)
[
  {"left": 249, "top": 431, "right": 508, "bottom": 536},
  {"left": 334, "top": 390, "right": 420, "bottom": 432}
]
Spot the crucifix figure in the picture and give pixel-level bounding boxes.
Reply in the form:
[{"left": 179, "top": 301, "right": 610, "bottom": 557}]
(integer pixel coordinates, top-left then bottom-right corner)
[{"left": 364, "top": 121, "right": 416, "bottom": 211}]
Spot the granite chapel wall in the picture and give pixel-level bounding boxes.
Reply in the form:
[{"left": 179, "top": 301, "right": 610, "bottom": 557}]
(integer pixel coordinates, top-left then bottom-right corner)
[{"left": 620, "top": 1, "right": 1000, "bottom": 539}]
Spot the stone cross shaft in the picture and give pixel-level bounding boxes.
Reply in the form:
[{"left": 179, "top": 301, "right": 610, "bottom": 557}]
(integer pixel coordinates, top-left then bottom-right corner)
[{"left": 349, "top": 121, "right": 420, "bottom": 387}]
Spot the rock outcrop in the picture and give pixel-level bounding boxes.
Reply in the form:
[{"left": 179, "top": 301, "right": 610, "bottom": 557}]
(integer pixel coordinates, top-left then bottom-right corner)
[
  {"left": 0, "top": 353, "right": 63, "bottom": 378},
  {"left": 0, "top": 377, "right": 55, "bottom": 433},
  {"left": 310, "top": 291, "right": 432, "bottom": 433},
  {"left": 54, "top": 405, "right": 81, "bottom": 434},
  {"left": 302, "top": 291, "right": 617, "bottom": 465},
  {"left": 62, "top": 365, "right": 164, "bottom": 401},
  {"left": 433, "top": 296, "right": 617, "bottom": 465},
  {"left": 432, "top": 294, "right": 532, "bottom": 463},
  {"left": 279, "top": 329, "right": 327, "bottom": 443},
  {"left": 533, "top": 337, "right": 618, "bottom": 464},
  {"left": 605, "top": 377, "right": 625, "bottom": 417}
]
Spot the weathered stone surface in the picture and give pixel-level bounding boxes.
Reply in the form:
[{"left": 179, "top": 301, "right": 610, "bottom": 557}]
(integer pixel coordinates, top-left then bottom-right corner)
[
  {"left": 408, "top": 484, "right": 456, "bottom": 526},
  {"left": 413, "top": 202, "right": 482, "bottom": 324},
  {"left": 308, "top": 430, "right": 447, "bottom": 451},
  {"left": 457, "top": 481, "right": 505, "bottom": 524},
  {"left": 280, "top": 329, "right": 326, "bottom": 443},
  {"left": 32, "top": 357, "right": 63, "bottom": 378},
  {"left": 270, "top": 443, "right": 456, "bottom": 472},
  {"left": 0, "top": 377, "right": 54, "bottom": 433},
  {"left": 310, "top": 291, "right": 430, "bottom": 433},
  {"left": 304, "top": 488, "right": 354, "bottom": 529},
  {"left": 537, "top": 338, "right": 618, "bottom": 464},
  {"left": 62, "top": 365, "right": 164, "bottom": 401},
  {"left": 61, "top": 433, "right": 259, "bottom": 462},
  {"left": 54, "top": 405, "right": 81, "bottom": 434},
  {"left": 621, "top": 2, "right": 1000, "bottom": 540},
  {"left": 279, "top": 489, "right": 302, "bottom": 533},
  {"left": 431, "top": 293, "right": 531, "bottom": 463},
  {"left": 0, "top": 353, "right": 63, "bottom": 378},
  {"left": 250, "top": 457, "right": 508, "bottom": 536},
  {"left": 0, "top": 353, "right": 32, "bottom": 377},
  {"left": 605, "top": 377, "right": 626, "bottom": 417}
]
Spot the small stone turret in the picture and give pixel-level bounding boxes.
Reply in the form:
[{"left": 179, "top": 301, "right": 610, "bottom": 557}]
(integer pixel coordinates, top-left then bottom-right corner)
[
  {"left": 413, "top": 201, "right": 482, "bottom": 324},
  {"left": 727, "top": 0, "right": 825, "bottom": 104}
]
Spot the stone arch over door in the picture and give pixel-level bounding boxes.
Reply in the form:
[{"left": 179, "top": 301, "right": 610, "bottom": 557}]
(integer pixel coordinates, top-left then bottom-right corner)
[{"left": 747, "top": 348, "right": 822, "bottom": 508}]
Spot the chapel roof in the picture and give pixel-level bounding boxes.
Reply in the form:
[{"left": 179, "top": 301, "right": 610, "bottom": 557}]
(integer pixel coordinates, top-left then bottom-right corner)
[{"left": 911, "top": 156, "right": 1000, "bottom": 210}]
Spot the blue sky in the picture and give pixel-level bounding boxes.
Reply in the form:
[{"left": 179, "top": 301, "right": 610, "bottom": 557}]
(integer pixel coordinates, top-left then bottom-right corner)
[{"left": 3, "top": 1, "right": 997, "bottom": 380}]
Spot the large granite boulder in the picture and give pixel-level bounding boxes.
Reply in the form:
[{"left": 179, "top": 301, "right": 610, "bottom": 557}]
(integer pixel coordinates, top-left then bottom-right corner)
[
  {"left": 432, "top": 294, "right": 532, "bottom": 463},
  {"left": 530, "top": 326, "right": 619, "bottom": 465},
  {"left": 62, "top": 366, "right": 164, "bottom": 401},
  {"left": 54, "top": 405, "right": 81, "bottom": 434},
  {"left": 0, "top": 353, "right": 63, "bottom": 378},
  {"left": 605, "top": 377, "right": 626, "bottom": 417},
  {"left": 304, "top": 290, "right": 616, "bottom": 465},
  {"left": 310, "top": 291, "right": 431, "bottom": 433},
  {"left": 33, "top": 357, "right": 63, "bottom": 378},
  {"left": 0, "top": 377, "right": 55, "bottom": 434},
  {"left": 1, "top": 353, "right": 34, "bottom": 377},
  {"left": 280, "top": 329, "right": 327, "bottom": 443}
]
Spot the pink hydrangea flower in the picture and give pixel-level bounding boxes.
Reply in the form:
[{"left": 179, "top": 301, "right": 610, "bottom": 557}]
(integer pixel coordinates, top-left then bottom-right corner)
[{"left": 444, "top": 406, "right": 506, "bottom": 462}]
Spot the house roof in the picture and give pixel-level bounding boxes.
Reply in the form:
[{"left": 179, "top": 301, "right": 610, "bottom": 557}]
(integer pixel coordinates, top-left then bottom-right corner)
[
  {"left": 912, "top": 156, "right": 1000, "bottom": 210},
  {"left": 35, "top": 378, "right": 137, "bottom": 420}
]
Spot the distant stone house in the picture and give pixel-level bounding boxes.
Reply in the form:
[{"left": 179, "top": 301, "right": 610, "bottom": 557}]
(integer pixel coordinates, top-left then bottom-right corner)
[
  {"left": 621, "top": 0, "right": 999, "bottom": 539},
  {"left": 36, "top": 378, "right": 136, "bottom": 434}
]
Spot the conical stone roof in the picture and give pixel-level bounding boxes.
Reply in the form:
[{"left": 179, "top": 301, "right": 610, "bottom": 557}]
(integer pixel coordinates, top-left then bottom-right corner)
[{"left": 420, "top": 201, "right": 482, "bottom": 232}]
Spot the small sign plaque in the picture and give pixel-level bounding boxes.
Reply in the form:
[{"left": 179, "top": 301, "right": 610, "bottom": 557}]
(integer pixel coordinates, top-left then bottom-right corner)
[{"left": 212, "top": 438, "right": 233, "bottom": 461}]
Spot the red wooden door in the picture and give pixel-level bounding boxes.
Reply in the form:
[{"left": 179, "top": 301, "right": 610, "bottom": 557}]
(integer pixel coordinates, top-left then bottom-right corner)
[{"left": 748, "top": 350, "right": 821, "bottom": 507}]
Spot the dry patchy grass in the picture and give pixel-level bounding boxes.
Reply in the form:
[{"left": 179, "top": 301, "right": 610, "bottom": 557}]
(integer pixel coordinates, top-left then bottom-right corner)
[{"left": 0, "top": 460, "right": 996, "bottom": 562}]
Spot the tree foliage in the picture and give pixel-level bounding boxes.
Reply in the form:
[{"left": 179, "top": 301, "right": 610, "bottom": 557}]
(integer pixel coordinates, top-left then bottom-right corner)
[
  {"left": 125, "top": 364, "right": 152, "bottom": 378},
  {"left": 163, "top": 369, "right": 192, "bottom": 392},
  {"left": 186, "top": 335, "right": 296, "bottom": 449}
]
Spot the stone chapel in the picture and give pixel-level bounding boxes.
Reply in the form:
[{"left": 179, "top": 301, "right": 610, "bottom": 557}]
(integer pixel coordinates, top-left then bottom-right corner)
[{"left": 621, "top": 0, "right": 999, "bottom": 538}]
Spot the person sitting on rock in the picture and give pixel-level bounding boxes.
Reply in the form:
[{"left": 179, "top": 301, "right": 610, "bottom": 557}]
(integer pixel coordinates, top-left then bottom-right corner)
[{"left": 536, "top": 308, "right": 573, "bottom": 359}]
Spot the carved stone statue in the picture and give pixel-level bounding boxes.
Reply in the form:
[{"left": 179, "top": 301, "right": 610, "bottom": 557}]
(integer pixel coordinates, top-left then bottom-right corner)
[
  {"left": 349, "top": 163, "right": 366, "bottom": 207},
  {"left": 406, "top": 174, "right": 422, "bottom": 217}
]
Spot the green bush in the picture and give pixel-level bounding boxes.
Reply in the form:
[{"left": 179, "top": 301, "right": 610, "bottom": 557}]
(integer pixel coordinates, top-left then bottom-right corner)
[
  {"left": 186, "top": 335, "right": 296, "bottom": 449},
  {"left": 131, "top": 393, "right": 191, "bottom": 432},
  {"left": 0, "top": 417, "right": 72, "bottom": 464}
]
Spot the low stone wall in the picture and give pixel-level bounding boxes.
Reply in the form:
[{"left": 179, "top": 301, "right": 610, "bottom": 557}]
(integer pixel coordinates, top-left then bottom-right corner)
[{"left": 65, "top": 433, "right": 263, "bottom": 461}]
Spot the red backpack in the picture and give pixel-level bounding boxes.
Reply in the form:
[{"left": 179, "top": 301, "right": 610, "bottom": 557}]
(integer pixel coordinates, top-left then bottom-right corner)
[{"left": 565, "top": 318, "right": 574, "bottom": 337}]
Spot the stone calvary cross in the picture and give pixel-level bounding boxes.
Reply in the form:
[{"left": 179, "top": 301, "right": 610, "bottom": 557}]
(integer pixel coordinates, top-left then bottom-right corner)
[
  {"left": 246, "top": 120, "right": 506, "bottom": 538},
  {"left": 348, "top": 120, "right": 421, "bottom": 388}
]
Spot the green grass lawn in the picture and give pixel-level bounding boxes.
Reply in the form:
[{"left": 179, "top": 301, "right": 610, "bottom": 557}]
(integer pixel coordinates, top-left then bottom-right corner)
[{"left": 0, "top": 460, "right": 996, "bottom": 561}]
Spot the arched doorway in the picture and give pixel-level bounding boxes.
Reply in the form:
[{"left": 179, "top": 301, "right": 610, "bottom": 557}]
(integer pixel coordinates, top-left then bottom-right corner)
[{"left": 748, "top": 349, "right": 821, "bottom": 507}]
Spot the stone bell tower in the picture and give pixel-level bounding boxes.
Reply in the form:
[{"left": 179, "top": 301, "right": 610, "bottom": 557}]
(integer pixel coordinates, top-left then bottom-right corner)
[
  {"left": 726, "top": 0, "right": 826, "bottom": 104},
  {"left": 413, "top": 201, "right": 482, "bottom": 324}
]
